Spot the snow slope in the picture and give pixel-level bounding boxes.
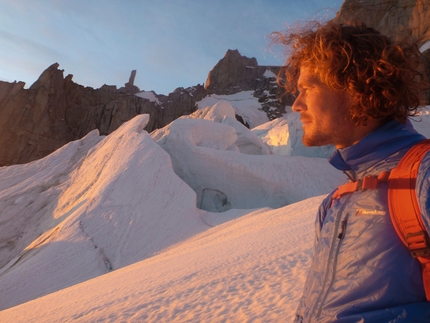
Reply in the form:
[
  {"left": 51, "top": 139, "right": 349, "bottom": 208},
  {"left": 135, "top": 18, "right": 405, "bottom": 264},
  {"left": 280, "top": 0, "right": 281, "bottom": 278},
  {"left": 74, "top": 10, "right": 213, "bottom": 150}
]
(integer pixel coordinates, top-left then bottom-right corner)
[
  {"left": 135, "top": 90, "right": 162, "bottom": 105},
  {"left": 0, "top": 115, "right": 210, "bottom": 311},
  {"left": 0, "top": 105, "right": 343, "bottom": 317},
  {"left": 0, "top": 197, "right": 321, "bottom": 323},
  {"left": 0, "top": 100, "right": 428, "bottom": 322}
]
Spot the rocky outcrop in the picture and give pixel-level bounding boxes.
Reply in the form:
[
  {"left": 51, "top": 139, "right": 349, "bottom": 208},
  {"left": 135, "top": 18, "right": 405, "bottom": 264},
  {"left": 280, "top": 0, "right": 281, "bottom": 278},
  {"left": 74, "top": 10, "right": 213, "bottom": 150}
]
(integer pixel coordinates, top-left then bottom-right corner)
[
  {"left": 333, "top": 0, "right": 430, "bottom": 102},
  {"left": 118, "top": 70, "right": 140, "bottom": 94},
  {"left": 333, "top": 0, "right": 430, "bottom": 45},
  {"left": 0, "top": 49, "right": 289, "bottom": 166},
  {"left": 205, "top": 49, "right": 261, "bottom": 93},
  {"left": 0, "top": 63, "right": 197, "bottom": 166},
  {"left": 4, "top": 1, "right": 430, "bottom": 167},
  {"left": 205, "top": 49, "right": 293, "bottom": 120}
]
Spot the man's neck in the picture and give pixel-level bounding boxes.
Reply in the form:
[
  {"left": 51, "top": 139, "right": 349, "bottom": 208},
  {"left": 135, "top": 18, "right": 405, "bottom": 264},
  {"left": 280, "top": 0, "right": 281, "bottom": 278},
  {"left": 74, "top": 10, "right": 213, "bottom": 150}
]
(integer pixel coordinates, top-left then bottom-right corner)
[{"left": 335, "top": 119, "right": 384, "bottom": 149}]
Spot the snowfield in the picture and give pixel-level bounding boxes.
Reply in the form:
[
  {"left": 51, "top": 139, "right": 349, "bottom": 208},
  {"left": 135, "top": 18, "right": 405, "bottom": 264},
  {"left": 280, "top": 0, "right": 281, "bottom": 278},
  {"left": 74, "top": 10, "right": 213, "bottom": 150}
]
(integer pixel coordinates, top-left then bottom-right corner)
[
  {"left": 0, "top": 197, "right": 321, "bottom": 323},
  {"left": 0, "top": 101, "right": 428, "bottom": 322}
]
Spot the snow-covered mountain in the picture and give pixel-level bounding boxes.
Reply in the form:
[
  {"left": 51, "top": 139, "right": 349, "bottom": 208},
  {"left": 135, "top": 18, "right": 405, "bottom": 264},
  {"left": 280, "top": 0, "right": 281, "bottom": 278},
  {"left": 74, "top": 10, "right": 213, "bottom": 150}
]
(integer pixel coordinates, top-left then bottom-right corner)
[{"left": 0, "top": 102, "right": 428, "bottom": 322}]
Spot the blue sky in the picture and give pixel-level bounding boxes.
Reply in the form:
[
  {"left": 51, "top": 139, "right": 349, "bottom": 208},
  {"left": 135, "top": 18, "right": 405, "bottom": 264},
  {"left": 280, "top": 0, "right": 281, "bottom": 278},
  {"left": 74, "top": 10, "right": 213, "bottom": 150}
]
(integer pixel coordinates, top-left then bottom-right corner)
[{"left": 0, "top": 0, "right": 342, "bottom": 94}]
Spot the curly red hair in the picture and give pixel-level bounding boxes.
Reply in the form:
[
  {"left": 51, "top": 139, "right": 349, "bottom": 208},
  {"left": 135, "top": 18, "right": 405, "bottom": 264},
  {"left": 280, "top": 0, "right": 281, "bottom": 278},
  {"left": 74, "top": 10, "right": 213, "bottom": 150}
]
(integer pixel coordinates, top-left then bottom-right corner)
[{"left": 273, "top": 21, "right": 428, "bottom": 124}]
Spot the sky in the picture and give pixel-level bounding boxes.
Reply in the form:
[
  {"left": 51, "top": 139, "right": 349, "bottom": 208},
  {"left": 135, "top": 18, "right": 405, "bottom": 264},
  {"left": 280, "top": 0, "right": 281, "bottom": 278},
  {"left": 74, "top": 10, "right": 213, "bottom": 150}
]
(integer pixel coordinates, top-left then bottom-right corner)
[{"left": 0, "top": 0, "right": 342, "bottom": 95}]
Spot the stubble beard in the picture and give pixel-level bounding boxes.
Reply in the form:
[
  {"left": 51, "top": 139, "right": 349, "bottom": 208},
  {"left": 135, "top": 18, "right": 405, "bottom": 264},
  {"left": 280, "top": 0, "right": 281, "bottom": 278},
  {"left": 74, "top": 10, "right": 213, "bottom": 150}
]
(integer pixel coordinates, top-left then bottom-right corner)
[
  {"left": 302, "top": 125, "right": 331, "bottom": 147},
  {"left": 302, "top": 134, "right": 328, "bottom": 147}
]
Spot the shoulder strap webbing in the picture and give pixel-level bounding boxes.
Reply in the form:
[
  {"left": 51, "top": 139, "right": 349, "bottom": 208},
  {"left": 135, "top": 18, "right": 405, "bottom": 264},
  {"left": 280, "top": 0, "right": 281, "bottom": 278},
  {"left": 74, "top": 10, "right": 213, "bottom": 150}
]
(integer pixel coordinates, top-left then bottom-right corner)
[
  {"left": 388, "top": 139, "right": 430, "bottom": 301},
  {"left": 332, "top": 171, "right": 390, "bottom": 201}
]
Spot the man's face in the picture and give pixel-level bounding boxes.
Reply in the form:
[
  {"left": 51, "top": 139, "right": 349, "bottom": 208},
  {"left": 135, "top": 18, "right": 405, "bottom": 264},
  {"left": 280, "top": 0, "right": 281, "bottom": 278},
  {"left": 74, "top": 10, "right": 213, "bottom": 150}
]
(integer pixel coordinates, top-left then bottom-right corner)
[{"left": 292, "top": 66, "right": 355, "bottom": 149}]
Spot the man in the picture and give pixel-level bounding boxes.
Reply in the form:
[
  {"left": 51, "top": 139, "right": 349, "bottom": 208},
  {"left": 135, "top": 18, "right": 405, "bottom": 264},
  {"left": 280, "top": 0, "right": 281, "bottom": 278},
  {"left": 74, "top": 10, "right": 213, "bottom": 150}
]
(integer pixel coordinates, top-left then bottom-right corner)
[{"left": 276, "top": 22, "right": 430, "bottom": 322}]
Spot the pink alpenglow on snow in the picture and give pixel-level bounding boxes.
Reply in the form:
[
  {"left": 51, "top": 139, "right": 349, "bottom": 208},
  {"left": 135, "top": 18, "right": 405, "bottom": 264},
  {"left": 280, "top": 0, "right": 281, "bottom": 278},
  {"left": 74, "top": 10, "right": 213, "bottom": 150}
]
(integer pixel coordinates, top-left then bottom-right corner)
[{"left": 0, "top": 101, "right": 428, "bottom": 322}]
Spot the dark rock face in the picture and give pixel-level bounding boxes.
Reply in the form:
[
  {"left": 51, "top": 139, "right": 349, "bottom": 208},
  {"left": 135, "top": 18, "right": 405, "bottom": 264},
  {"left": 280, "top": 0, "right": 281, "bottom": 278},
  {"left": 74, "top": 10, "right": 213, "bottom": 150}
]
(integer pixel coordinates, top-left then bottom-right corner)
[
  {"left": 4, "top": 0, "right": 430, "bottom": 167},
  {"left": 333, "top": 0, "right": 430, "bottom": 102},
  {"left": 0, "top": 63, "right": 198, "bottom": 166},
  {"left": 3, "top": 2, "right": 430, "bottom": 167},
  {"left": 0, "top": 50, "right": 289, "bottom": 166},
  {"left": 118, "top": 70, "right": 140, "bottom": 94},
  {"left": 205, "top": 49, "right": 261, "bottom": 93},
  {"left": 205, "top": 49, "right": 293, "bottom": 120},
  {"left": 333, "top": 0, "right": 430, "bottom": 45}
]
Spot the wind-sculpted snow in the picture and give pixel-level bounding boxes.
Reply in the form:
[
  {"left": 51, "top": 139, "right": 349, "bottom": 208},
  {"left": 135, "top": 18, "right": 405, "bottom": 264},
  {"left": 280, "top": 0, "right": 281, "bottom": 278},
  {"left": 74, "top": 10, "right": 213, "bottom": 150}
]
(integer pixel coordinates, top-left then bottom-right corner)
[
  {"left": 152, "top": 101, "right": 271, "bottom": 156},
  {"left": 197, "top": 91, "right": 270, "bottom": 128},
  {"left": 0, "top": 129, "right": 103, "bottom": 271},
  {"left": 0, "top": 102, "right": 344, "bottom": 313},
  {"left": 151, "top": 101, "right": 344, "bottom": 211},
  {"left": 161, "top": 117, "right": 345, "bottom": 211},
  {"left": 1, "top": 102, "right": 428, "bottom": 321},
  {"left": 0, "top": 115, "right": 209, "bottom": 310},
  {"left": 0, "top": 196, "right": 322, "bottom": 323}
]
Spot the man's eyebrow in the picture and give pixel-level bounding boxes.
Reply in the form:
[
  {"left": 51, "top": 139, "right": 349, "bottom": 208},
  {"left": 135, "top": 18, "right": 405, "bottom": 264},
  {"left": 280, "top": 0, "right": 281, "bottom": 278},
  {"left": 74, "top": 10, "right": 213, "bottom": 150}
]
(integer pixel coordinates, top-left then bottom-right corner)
[
  {"left": 297, "top": 79, "right": 315, "bottom": 88},
  {"left": 298, "top": 75, "right": 322, "bottom": 87}
]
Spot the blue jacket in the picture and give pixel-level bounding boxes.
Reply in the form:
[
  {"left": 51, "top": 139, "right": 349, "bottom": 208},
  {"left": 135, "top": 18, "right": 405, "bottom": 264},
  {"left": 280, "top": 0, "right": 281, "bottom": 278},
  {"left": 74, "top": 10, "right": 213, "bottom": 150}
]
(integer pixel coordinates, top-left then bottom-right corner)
[{"left": 295, "top": 120, "right": 430, "bottom": 322}]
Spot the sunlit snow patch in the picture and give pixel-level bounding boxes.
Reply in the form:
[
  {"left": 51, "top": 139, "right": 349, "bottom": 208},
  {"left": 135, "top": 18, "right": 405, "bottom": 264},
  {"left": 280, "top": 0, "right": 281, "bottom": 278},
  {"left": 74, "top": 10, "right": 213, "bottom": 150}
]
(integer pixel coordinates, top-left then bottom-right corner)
[
  {"left": 263, "top": 69, "right": 277, "bottom": 78},
  {"left": 135, "top": 90, "right": 162, "bottom": 105},
  {"left": 197, "top": 91, "right": 269, "bottom": 128}
]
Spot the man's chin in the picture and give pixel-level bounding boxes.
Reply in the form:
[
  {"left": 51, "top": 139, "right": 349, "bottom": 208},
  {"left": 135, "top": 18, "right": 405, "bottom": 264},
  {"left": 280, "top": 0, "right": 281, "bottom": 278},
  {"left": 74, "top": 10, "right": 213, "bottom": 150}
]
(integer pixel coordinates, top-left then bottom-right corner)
[{"left": 302, "top": 136, "right": 326, "bottom": 147}]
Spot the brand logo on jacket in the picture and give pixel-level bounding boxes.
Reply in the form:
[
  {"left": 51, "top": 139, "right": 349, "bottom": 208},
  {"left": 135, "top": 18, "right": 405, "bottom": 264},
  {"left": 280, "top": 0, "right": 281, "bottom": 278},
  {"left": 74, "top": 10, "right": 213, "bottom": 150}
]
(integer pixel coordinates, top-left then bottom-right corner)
[{"left": 356, "top": 209, "right": 386, "bottom": 216}]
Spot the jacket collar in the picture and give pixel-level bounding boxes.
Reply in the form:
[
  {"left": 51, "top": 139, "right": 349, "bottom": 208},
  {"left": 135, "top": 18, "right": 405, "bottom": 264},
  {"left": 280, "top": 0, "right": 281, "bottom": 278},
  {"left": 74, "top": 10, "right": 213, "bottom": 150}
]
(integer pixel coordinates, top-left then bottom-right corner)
[{"left": 329, "top": 119, "right": 425, "bottom": 179}]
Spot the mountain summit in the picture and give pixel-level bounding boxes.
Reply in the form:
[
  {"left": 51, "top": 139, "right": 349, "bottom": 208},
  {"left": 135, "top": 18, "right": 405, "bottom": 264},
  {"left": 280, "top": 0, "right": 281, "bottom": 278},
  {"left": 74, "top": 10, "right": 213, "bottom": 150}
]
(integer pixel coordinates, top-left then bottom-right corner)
[{"left": 0, "top": 50, "right": 289, "bottom": 166}]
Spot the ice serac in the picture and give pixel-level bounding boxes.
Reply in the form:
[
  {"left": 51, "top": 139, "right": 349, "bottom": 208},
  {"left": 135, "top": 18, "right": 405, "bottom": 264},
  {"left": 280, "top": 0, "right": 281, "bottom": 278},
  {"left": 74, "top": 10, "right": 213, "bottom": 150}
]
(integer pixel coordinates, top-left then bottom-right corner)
[
  {"left": 158, "top": 118, "right": 345, "bottom": 212},
  {"left": 0, "top": 114, "right": 208, "bottom": 310},
  {"left": 150, "top": 101, "right": 343, "bottom": 212},
  {"left": 152, "top": 101, "right": 271, "bottom": 155},
  {"left": 252, "top": 113, "right": 335, "bottom": 158}
]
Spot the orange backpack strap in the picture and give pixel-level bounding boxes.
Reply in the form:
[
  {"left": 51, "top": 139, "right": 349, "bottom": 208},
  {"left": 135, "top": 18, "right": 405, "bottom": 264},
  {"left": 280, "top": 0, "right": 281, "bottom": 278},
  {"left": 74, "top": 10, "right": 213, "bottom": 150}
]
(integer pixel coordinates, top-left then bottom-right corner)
[
  {"left": 388, "top": 139, "right": 430, "bottom": 301},
  {"left": 332, "top": 171, "right": 390, "bottom": 201}
]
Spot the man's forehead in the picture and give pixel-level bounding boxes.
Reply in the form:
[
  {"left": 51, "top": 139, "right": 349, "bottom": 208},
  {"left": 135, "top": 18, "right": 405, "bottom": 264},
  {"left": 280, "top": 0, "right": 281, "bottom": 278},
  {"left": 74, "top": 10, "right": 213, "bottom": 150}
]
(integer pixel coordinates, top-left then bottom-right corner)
[{"left": 297, "top": 67, "right": 322, "bottom": 85}]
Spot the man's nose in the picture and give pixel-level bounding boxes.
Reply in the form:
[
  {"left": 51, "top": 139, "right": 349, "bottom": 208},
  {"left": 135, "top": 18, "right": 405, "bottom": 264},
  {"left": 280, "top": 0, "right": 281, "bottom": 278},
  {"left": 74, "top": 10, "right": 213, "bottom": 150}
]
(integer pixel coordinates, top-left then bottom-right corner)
[{"left": 292, "top": 93, "right": 305, "bottom": 112}]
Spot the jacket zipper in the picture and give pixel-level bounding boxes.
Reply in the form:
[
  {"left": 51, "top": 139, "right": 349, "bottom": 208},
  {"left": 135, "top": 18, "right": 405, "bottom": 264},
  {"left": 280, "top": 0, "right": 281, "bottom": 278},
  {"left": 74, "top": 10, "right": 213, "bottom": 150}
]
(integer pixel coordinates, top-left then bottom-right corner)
[
  {"left": 308, "top": 195, "right": 352, "bottom": 322},
  {"left": 316, "top": 213, "right": 349, "bottom": 318},
  {"left": 337, "top": 217, "right": 348, "bottom": 240}
]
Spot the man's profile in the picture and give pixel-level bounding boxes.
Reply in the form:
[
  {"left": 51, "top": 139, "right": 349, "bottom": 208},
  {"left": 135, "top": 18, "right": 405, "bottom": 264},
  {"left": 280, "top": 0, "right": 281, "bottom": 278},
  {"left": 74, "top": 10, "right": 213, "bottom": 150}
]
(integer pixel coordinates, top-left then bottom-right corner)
[{"left": 275, "top": 21, "right": 430, "bottom": 322}]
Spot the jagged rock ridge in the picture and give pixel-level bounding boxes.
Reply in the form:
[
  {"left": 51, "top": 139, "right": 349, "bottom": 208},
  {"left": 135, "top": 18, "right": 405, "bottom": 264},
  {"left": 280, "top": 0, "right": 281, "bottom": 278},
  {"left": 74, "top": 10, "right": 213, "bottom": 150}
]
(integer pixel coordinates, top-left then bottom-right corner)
[
  {"left": 4, "top": 0, "right": 430, "bottom": 167},
  {"left": 0, "top": 50, "right": 288, "bottom": 166},
  {"left": 0, "top": 64, "right": 201, "bottom": 166},
  {"left": 333, "top": 0, "right": 430, "bottom": 101}
]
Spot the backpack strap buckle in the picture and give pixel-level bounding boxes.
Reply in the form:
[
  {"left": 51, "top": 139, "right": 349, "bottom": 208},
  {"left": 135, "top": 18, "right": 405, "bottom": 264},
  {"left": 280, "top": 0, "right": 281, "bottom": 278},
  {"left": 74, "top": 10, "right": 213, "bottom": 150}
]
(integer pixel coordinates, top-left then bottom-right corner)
[
  {"left": 332, "top": 172, "right": 390, "bottom": 201},
  {"left": 406, "top": 231, "right": 430, "bottom": 258}
]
